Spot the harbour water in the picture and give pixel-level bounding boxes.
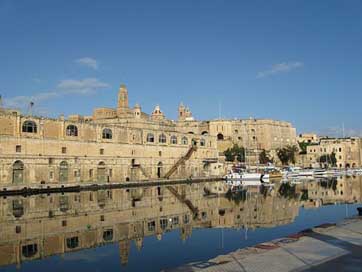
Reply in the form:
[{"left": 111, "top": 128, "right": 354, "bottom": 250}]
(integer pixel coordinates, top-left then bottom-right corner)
[{"left": 1, "top": 176, "right": 361, "bottom": 272}]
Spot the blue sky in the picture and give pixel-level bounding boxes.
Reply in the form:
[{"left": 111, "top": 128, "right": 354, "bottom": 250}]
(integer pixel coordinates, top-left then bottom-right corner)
[{"left": 0, "top": 0, "right": 361, "bottom": 136}]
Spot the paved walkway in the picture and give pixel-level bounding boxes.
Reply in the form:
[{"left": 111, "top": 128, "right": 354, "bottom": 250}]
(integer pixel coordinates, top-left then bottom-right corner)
[{"left": 167, "top": 217, "right": 362, "bottom": 272}]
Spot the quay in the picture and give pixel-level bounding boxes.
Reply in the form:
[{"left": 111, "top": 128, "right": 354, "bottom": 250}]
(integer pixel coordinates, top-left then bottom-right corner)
[
  {"left": 168, "top": 216, "right": 362, "bottom": 272},
  {"left": 0, "top": 176, "right": 223, "bottom": 196}
]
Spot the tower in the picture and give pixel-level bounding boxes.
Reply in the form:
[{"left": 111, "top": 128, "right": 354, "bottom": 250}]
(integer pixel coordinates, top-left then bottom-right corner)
[
  {"left": 178, "top": 102, "right": 186, "bottom": 121},
  {"left": 118, "top": 84, "right": 129, "bottom": 109},
  {"left": 117, "top": 84, "right": 133, "bottom": 118},
  {"left": 133, "top": 103, "right": 141, "bottom": 119}
]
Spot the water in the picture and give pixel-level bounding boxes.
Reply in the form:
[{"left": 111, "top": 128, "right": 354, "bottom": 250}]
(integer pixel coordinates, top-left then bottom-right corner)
[{"left": 0, "top": 176, "right": 361, "bottom": 272}]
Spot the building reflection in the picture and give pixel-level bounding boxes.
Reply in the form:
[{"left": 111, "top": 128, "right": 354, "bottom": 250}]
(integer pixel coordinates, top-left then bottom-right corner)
[{"left": 0, "top": 176, "right": 362, "bottom": 268}]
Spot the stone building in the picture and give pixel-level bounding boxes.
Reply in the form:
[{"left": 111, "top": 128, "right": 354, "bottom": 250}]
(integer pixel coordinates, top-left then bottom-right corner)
[
  {"left": 0, "top": 85, "right": 220, "bottom": 187},
  {"left": 297, "top": 133, "right": 319, "bottom": 144},
  {"left": 305, "top": 137, "right": 362, "bottom": 168},
  {"left": 176, "top": 110, "right": 297, "bottom": 163}
]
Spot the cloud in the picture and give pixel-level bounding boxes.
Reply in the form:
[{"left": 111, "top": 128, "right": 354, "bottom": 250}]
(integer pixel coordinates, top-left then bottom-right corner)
[
  {"left": 257, "top": 61, "right": 303, "bottom": 78},
  {"left": 4, "top": 78, "right": 110, "bottom": 111},
  {"left": 75, "top": 57, "right": 99, "bottom": 70}
]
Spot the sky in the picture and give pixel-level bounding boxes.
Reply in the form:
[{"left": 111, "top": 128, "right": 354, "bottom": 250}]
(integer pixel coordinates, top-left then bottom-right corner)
[{"left": 0, "top": 0, "right": 361, "bottom": 136}]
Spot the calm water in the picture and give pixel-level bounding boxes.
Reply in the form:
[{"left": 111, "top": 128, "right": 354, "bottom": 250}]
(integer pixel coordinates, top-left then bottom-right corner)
[{"left": 1, "top": 176, "right": 362, "bottom": 272}]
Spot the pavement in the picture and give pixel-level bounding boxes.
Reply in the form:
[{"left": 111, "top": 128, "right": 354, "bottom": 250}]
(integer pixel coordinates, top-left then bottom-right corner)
[{"left": 166, "top": 217, "right": 362, "bottom": 272}]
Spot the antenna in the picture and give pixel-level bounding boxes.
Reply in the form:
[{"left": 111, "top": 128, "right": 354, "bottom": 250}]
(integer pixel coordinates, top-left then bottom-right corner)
[
  {"left": 27, "top": 101, "right": 34, "bottom": 116},
  {"left": 342, "top": 123, "right": 345, "bottom": 138},
  {"left": 218, "top": 101, "right": 221, "bottom": 119}
]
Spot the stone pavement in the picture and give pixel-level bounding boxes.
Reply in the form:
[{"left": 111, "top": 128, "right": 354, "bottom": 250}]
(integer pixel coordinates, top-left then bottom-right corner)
[{"left": 166, "top": 218, "right": 362, "bottom": 272}]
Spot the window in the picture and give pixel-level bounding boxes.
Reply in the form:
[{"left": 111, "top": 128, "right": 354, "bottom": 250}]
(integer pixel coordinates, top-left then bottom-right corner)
[
  {"left": 147, "top": 133, "right": 154, "bottom": 143},
  {"left": 22, "top": 121, "right": 37, "bottom": 133},
  {"left": 183, "top": 214, "right": 190, "bottom": 224},
  {"left": 22, "top": 244, "right": 38, "bottom": 258},
  {"left": 170, "top": 135, "right": 177, "bottom": 144},
  {"left": 109, "top": 169, "right": 112, "bottom": 177},
  {"left": 16, "top": 145, "right": 21, "bottom": 153},
  {"left": 160, "top": 218, "right": 168, "bottom": 230},
  {"left": 100, "top": 148, "right": 104, "bottom": 155},
  {"left": 102, "top": 128, "right": 112, "bottom": 139},
  {"left": 148, "top": 221, "right": 156, "bottom": 232},
  {"left": 61, "top": 147, "right": 67, "bottom": 154},
  {"left": 200, "top": 139, "right": 205, "bottom": 147},
  {"left": 172, "top": 216, "right": 179, "bottom": 225},
  {"left": 159, "top": 134, "right": 166, "bottom": 143},
  {"left": 89, "top": 169, "right": 93, "bottom": 178},
  {"left": 159, "top": 151, "right": 162, "bottom": 157},
  {"left": 217, "top": 133, "right": 224, "bottom": 140},
  {"left": 12, "top": 161, "right": 24, "bottom": 184},
  {"left": 103, "top": 229, "right": 113, "bottom": 241},
  {"left": 181, "top": 137, "right": 188, "bottom": 145},
  {"left": 66, "top": 237, "right": 79, "bottom": 249},
  {"left": 66, "top": 125, "right": 78, "bottom": 137}
]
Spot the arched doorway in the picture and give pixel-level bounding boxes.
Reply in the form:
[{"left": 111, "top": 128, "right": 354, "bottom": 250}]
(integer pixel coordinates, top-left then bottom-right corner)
[
  {"left": 157, "top": 162, "right": 163, "bottom": 178},
  {"left": 13, "top": 160, "right": 24, "bottom": 184},
  {"left": 217, "top": 133, "right": 224, "bottom": 140},
  {"left": 97, "top": 162, "right": 107, "bottom": 182},
  {"left": 59, "top": 161, "right": 68, "bottom": 183}
]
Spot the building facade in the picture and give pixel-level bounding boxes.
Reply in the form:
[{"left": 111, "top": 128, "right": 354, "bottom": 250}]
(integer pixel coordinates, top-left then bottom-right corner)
[
  {"left": 0, "top": 85, "right": 220, "bottom": 187},
  {"left": 176, "top": 107, "right": 297, "bottom": 163},
  {"left": 304, "top": 137, "right": 362, "bottom": 168}
]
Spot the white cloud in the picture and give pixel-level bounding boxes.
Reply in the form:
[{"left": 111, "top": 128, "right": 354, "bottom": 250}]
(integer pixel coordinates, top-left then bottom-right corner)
[
  {"left": 4, "top": 78, "right": 110, "bottom": 111},
  {"left": 75, "top": 57, "right": 99, "bottom": 70},
  {"left": 257, "top": 61, "right": 303, "bottom": 78}
]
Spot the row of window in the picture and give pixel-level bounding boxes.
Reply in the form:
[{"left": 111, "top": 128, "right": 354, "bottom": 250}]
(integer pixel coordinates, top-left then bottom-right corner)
[
  {"left": 309, "top": 147, "right": 343, "bottom": 153},
  {"left": 146, "top": 133, "right": 206, "bottom": 146},
  {"left": 22, "top": 121, "right": 205, "bottom": 145}
]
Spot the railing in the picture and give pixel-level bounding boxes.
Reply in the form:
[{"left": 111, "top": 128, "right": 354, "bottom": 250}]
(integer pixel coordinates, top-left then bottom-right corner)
[{"left": 164, "top": 146, "right": 197, "bottom": 179}]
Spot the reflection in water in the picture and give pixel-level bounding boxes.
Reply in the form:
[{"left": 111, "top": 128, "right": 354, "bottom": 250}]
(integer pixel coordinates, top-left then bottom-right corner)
[{"left": 0, "top": 176, "right": 362, "bottom": 270}]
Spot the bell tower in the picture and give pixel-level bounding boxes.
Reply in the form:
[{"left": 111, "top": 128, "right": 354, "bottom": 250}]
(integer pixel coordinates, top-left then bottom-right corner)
[{"left": 118, "top": 84, "right": 129, "bottom": 109}]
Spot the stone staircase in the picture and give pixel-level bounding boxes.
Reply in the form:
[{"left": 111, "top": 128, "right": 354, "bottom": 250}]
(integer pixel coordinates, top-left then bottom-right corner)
[{"left": 164, "top": 146, "right": 197, "bottom": 179}]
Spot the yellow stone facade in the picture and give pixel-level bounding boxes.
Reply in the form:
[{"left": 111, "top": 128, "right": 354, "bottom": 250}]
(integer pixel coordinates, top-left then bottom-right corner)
[
  {"left": 0, "top": 85, "right": 219, "bottom": 186},
  {"left": 305, "top": 137, "right": 362, "bottom": 168}
]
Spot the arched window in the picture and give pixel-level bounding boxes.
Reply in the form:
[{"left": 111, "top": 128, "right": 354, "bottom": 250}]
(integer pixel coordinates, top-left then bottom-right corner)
[
  {"left": 217, "top": 133, "right": 224, "bottom": 140},
  {"left": 22, "top": 121, "right": 37, "bottom": 133},
  {"left": 102, "top": 128, "right": 112, "bottom": 139},
  {"left": 66, "top": 125, "right": 78, "bottom": 136},
  {"left": 157, "top": 162, "right": 163, "bottom": 178},
  {"left": 59, "top": 161, "right": 68, "bottom": 183},
  {"left": 200, "top": 138, "right": 206, "bottom": 147},
  {"left": 170, "top": 135, "right": 177, "bottom": 144},
  {"left": 181, "top": 137, "right": 188, "bottom": 145},
  {"left": 147, "top": 133, "right": 154, "bottom": 143},
  {"left": 13, "top": 160, "right": 24, "bottom": 184},
  {"left": 201, "top": 131, "right": 208, "bottom": 136},
  {"left": 159, "top": 134, "right": 167, "bottom": 143},
  {"left": 97, "top": 161, "right": 106, "bottom": 182},
  {"left": 22, "top": 244, "right": 38, "bottom": 258}
]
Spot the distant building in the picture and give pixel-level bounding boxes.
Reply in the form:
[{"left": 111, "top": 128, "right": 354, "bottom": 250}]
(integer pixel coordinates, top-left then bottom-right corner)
[
  {"left": 0, "top": 85, "right": 220, "bottom": 186},
  {"left": 305, "top": 137, "right": 362, "bottom": 168},
  {"left": 297, "top": 133, "right": 319, "bottom": 144}
]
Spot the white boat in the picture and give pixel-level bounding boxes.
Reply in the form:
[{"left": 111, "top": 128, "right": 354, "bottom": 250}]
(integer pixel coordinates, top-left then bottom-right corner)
[
  {"left": 313, "top": 169, "right": 327, "bottom": 177},
  {"left": 224, "top": 171, "right": 241, "bottom": 180},
  {"left": 241, "top": 173, "right": 261, "bottom": 180}
]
